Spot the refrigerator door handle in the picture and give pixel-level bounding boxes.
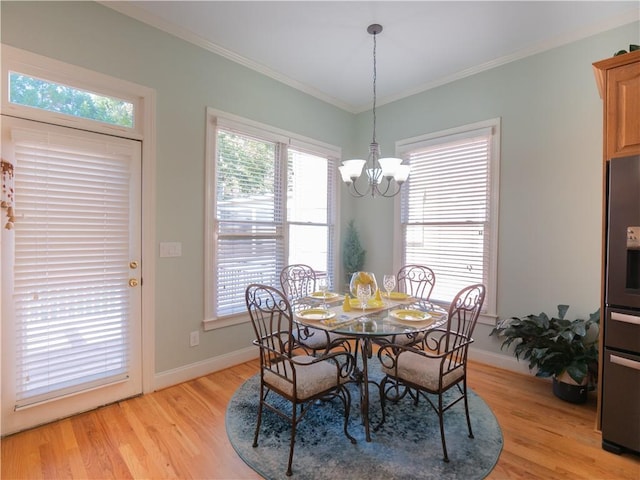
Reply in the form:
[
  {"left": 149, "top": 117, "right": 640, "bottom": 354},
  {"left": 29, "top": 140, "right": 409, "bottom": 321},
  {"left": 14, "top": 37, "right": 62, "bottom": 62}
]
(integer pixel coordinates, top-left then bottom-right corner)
[
  {"left": 610, "top": 354, "right": 640, "bottom": 372},
  {"left": 610, "top": 312, "right": 640, "bottom": 325}
]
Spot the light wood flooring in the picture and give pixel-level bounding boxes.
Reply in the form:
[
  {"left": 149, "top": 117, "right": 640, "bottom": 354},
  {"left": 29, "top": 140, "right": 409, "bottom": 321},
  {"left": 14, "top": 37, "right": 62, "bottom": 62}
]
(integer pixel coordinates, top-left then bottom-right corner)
[{"left": 2, "top": 359, "right": 639, "bottom": 479}]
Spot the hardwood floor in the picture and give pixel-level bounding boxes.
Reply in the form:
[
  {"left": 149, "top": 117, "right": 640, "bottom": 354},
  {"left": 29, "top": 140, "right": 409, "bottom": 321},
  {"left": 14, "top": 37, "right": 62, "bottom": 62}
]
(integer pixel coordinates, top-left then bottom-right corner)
[{"left": 2, "top": 359, "right": 638, "bottom": 479}]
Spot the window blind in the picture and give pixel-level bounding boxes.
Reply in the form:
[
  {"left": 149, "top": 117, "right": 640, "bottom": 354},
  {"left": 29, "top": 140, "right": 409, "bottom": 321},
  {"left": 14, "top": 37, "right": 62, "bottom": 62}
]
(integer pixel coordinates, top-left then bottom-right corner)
[
  {"left": 401, "top": 132, "right": 493, "bottom": 308},
  {"left": 10, "top": 127, "right": 134, "bottom": 408},
  {"left": 286, "top": 148, "right": 334, "bottom": 278},
  {"left": 214, "top": 129, "right": 284, "bottom": 316},
  {"left": 212, "top": 127, "right": 337, "bottom": 319}
]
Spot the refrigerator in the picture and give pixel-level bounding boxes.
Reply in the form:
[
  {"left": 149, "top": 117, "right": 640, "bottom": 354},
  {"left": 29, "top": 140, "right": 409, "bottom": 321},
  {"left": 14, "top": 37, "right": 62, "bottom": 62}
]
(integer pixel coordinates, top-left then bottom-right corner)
[{"left": 602, "top": 154, "right": 640, "bottom": 454}]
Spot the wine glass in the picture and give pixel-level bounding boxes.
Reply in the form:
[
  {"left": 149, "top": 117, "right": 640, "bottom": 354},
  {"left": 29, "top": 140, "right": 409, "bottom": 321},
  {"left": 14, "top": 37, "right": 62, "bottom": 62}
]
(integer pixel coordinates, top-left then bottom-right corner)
[
  {"left": 383, "top": 274, "right": 396, "bottom": 304},
  {"left": 317, "top": 277, "right": 329, "bottom": 309},
  {"left": 356, "top": 283, "right": 372, "bottom": 320}
]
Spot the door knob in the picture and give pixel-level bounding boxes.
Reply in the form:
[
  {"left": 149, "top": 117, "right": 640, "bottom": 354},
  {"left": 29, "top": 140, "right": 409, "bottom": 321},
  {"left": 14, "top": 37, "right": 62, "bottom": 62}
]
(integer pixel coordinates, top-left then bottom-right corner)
[{"left": 129, "top": 278, "right": 139, "bottom": 287}]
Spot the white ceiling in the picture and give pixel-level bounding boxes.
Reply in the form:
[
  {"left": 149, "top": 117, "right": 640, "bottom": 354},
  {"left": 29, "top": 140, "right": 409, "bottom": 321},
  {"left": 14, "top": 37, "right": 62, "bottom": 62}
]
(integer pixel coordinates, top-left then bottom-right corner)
[{"left": 105, "top": 1, "right": 639, "bottom": 113}]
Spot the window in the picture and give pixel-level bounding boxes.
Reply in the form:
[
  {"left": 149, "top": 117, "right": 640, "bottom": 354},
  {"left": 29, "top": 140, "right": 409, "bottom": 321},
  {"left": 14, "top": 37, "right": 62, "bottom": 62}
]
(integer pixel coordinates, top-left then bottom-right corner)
[
  {"left": 9, "top": 72, "right": 134, "bottom": 128},
  {"left": 397, "top": 118, "right": 500, "bottom": 322},
  {"left": 204, "top": 109, "right": 339, "bottom": 329}
]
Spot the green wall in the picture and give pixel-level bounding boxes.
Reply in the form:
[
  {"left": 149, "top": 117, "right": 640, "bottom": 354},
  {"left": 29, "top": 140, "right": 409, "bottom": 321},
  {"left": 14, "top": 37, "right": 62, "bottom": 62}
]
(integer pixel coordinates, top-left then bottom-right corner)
[
  {"left": 360, "top": 21, "right": 639, "bottom": 353},
  {"left": 2, "top": 1, "right": 639, "bottom": 374},
  {"left": 1, "top": 1, "right": 355, "bottom": 374}
]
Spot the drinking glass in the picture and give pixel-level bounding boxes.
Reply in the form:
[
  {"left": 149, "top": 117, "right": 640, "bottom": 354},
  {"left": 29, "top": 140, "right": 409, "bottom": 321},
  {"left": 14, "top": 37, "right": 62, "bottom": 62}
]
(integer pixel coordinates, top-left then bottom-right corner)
[
  {"left": 356, "top": 283, "right": 372, "bottom": 320},
  {"left": 383, "top": 274, "right": 396, "bottom": 304},
  {"left": 317, "top": 277, "right": 329, "bottom": 309}
]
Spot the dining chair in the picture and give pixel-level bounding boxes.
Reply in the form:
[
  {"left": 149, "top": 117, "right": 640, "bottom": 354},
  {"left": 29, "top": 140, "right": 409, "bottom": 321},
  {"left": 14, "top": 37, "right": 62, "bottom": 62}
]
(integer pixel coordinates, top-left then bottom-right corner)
[
  {"left": 376, "top": 283, "right": 486, "bottom": 462},
  {"left": 245, "top": 283, "right": 357, "bottom": 476},
  {"left": 374, "top": 265, "right": 437, "bottom": 348},
  {"left": 396, "top": 264, "right": 436, "bottom": 300},
  {"left": 280, "top": 264, "right": 317, "bottom": 302},
  {"left": 279, "top": 264, "right": 338, "bottom": 355}
]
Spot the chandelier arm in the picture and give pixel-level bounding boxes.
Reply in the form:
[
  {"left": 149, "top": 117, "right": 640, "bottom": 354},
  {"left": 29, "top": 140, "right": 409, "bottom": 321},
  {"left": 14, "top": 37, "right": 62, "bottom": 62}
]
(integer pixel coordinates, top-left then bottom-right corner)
[
  {"left": 375, "top": 178, "right": 393, "bottom": 197},
  {"left": 374, "top": 179, "right": 402, "bottom": 198},
  {"left": 348, "top": 180, "right": 369, "bottom": 198}
]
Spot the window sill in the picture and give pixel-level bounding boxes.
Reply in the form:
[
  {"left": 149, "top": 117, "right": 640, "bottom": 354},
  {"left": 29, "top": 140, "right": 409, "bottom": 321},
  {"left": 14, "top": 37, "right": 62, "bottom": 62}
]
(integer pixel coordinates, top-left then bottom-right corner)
[{"left": 202, "top": 313, "right": 250, "bottom": 331}]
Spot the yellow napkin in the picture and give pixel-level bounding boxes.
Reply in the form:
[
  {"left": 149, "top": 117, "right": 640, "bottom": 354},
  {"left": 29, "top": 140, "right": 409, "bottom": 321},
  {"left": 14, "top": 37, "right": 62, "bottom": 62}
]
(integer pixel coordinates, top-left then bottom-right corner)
[
  {"left": 375, "top": 288, "right": 382, "bottom": 302},
  {"left": 342, "top": 294, "right": 352, "bottom": 312}
]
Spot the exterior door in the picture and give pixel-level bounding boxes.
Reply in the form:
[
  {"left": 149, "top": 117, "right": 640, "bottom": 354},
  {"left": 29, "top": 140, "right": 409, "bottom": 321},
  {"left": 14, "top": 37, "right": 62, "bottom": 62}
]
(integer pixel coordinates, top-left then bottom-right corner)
[{"left": 1, "top": 116, "right": 142, "bottom": 435}]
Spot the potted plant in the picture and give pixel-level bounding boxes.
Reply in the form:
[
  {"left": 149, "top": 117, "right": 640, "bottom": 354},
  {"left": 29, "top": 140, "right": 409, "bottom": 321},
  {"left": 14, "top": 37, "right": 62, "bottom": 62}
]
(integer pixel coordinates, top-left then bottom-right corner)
[
  {"left": 490, "top": 305, "right": 600, "bottom": 403},
  {"left": 342, "top": 220, "right": 365, "bottom": 286}
]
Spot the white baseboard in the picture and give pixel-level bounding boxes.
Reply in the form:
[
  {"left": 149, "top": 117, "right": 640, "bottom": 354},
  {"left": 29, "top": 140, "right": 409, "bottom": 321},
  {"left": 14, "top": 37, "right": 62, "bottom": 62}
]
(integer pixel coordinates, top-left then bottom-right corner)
[
  {"left": 468, "top": 347, "right": 534, "bottom": 376},
  {"left": 153, "top": 346, "right": 259, "bottom": 391}
]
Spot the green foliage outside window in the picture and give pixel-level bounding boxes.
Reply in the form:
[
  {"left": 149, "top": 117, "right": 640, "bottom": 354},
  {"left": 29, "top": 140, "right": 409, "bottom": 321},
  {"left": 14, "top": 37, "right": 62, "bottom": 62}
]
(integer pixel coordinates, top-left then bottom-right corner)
[
  {"left": 9, "top": 73, "right": 133, "bottom": 128},
  {"left": 216, "top": 130, "right": 276, "bottom": 200}
]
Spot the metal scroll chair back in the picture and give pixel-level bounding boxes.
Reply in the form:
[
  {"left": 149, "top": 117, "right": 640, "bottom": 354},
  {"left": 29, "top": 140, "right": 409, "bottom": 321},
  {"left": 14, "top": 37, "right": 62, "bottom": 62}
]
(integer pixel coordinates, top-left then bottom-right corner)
[
  {"left": 279, "top": 264, "right": 336, "bottom": 354},
  {"left": 441, "top": 282, "right": 486, "bottom": 354},
  {"left": 396, "top": 264, "right": 436, "bottom": 300},
  {"left": 377, "top": 283, "right": 486, "bottom": 462},
  {"left": 245, "top": 283, "right": 356, "bottom": 476},
  {"left": 280, "top": 264, "right": 317, "bottom": 304},
  {"left": 246, "top": 283, "right": 296, "bottom": 365}
]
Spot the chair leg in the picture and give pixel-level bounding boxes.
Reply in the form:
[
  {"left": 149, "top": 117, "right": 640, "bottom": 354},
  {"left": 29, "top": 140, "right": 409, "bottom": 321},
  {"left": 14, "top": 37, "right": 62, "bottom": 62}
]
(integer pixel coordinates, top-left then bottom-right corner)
[
  {"left": 253, "top": 383, "right": 265, "bottom": 448},
  {"left": 340, "top": 386, "right": 357, "bottom": 444},
  {"left": 287, "top": 401, "right": 298, "bottom": 476},
  {"left": 438, "top": 393, "right": 450, "bottom": 463},
  {"left": 463, "top": 379, "right": 474, "bottom": 439}
]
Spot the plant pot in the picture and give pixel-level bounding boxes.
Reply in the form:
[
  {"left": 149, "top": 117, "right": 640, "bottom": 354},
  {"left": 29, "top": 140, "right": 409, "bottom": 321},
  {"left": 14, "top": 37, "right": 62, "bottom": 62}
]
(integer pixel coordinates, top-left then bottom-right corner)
[{"left": 552, "top": 373, "right": 588, "bottom": 404}]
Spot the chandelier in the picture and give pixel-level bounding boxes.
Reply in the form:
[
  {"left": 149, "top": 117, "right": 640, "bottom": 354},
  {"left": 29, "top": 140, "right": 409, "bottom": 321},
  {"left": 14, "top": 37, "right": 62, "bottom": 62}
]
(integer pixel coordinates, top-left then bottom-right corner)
[{"left": 339, "top": 24, "right": 410, "bottom": 198}]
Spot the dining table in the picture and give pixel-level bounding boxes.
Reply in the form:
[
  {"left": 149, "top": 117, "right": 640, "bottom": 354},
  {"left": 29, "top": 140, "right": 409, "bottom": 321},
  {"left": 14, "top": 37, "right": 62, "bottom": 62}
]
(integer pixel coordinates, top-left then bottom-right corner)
[{"left": 294, "top": 292, "right": 448, "bottom": 442}]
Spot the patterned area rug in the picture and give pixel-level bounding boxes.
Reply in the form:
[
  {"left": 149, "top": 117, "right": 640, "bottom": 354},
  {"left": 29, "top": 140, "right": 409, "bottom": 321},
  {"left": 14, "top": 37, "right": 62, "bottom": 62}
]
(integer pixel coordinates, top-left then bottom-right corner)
[{"left": 226, "top": 362, "right": 503, "bottom": 479}]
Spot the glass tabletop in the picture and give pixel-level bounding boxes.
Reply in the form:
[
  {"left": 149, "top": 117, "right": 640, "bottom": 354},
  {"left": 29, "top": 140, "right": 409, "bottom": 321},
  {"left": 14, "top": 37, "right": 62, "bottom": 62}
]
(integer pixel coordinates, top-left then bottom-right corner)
[{"left": 293, "top": 299, "right": 448, "bottom": 337}]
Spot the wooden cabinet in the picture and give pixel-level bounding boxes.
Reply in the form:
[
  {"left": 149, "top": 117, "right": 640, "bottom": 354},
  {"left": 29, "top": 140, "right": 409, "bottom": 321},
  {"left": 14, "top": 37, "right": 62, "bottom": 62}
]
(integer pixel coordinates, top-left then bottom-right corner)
[
  {"left": 593, "top": 50, "right": 640, "bottom": 432},
  {"left": 593, "top": 50, "right": 640, "bottom": 160}
]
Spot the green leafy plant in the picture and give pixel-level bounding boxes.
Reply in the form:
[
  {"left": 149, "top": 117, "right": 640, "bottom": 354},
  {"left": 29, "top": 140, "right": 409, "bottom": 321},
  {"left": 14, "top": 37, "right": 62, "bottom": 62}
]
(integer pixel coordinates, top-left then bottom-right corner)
[
  {"left": 342, "top": 220, "right": 365, "bottom": 281},
  {"left": 490, "top": 305, "right": 600, "bottom": 385}
]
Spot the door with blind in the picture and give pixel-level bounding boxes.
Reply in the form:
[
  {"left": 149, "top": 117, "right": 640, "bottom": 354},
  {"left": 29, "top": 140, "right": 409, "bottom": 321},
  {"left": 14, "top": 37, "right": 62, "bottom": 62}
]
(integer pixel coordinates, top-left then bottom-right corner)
[{"left": 1, "top": 116, "right": 142, "bottom": 434}]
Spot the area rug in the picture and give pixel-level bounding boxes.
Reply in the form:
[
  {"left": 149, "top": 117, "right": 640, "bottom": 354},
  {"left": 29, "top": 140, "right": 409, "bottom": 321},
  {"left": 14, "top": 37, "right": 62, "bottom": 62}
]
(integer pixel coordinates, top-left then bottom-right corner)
[{"left": 226, "top": 362, "right": 503, "bottom": 479}]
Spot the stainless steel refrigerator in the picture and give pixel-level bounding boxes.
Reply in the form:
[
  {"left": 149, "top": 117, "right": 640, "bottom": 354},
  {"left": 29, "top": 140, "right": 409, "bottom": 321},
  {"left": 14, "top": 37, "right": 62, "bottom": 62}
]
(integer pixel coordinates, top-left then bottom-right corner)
[{"left": 602, "top": 154, "right": 640, "bottom": 455}]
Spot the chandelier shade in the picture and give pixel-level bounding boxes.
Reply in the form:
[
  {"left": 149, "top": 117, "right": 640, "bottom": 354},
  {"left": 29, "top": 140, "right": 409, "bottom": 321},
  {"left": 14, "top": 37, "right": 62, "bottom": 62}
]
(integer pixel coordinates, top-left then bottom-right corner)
[{"left": 340, "top": 24, "right": 410, "bottom": 198}]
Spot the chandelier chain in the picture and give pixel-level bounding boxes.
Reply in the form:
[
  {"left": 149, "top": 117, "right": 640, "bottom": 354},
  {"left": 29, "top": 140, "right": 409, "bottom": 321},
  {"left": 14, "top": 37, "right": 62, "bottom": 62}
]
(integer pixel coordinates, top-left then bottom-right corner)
[{"left": 372, "top": 30, "right": 377, "bottom": 145}]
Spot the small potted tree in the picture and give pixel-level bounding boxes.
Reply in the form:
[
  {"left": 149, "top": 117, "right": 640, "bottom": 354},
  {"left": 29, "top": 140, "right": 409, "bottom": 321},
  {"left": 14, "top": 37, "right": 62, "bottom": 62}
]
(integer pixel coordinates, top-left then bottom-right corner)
[
  {"left": 490, "top": 305, "right": 600, "bottom": 403},
  {"left": 342, "top": 220, "right": 365, "bottom": 288}
]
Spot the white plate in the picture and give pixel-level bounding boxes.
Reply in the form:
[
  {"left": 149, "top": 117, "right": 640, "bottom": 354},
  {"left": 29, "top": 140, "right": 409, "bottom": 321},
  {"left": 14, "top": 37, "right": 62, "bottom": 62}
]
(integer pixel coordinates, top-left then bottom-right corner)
[
  {"left": 310, "top": 291, "right": 340, "bottom": 300},
  {"left": 389, "top": 309, "right": 432, "bottom": 322},
  {"left": 296, "top": 309, "right": 337, "bottom": 321}
]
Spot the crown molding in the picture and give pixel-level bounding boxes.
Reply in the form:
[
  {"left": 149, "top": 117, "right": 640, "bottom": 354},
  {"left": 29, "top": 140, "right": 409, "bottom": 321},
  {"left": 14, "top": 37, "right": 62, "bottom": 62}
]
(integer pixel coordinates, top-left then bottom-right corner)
[{"left": 103, "top": 2, "right": 638, "bottom": 115}]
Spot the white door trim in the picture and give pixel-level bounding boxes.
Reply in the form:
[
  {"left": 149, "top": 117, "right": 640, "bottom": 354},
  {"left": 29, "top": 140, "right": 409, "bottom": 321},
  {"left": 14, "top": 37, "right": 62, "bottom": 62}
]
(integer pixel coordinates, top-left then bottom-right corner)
[{"left": 0, "top": 45, "right": 156, "bottom": 434}]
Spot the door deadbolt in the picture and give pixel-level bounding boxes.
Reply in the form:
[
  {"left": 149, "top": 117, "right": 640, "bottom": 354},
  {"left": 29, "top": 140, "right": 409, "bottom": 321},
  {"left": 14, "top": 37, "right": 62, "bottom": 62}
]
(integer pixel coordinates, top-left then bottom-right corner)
[
  {"left": 129, "top": 278, "right": 139, "bottom": 287},
  {"left": 129, "top": 261, "right": 139, "bottom": 269}
]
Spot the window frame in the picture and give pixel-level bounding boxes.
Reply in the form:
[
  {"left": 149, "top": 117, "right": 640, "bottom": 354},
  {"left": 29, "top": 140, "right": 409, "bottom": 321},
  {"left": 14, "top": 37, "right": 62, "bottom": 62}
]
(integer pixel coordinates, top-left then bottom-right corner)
[
  {"left": 1, "top": 46, "right": 144, "bottom": 140},
  {"left": 393, "top": 118, "right": 500, "bottom": 324},
  {"left": 203, "top": 107, "right": 340, "bottom": 330}
]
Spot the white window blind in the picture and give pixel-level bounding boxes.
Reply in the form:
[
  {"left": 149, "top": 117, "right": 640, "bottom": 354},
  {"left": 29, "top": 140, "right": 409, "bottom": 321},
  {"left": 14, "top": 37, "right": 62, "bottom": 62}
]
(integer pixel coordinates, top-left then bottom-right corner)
[
  {"left": 214, "top": 129, "right": 285, "bottom": 317},
  {"left": 286, "top": 148, "right": 335, "bottom": 277},
  {"left": 400, "top": 121, "right": 499, "bottom": 315},
  {"left": 207, "top": 111, "right": 339, "bottom": 324},
  {"left": 11, "top": 127, "right": 134, "bottom": 408}
]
